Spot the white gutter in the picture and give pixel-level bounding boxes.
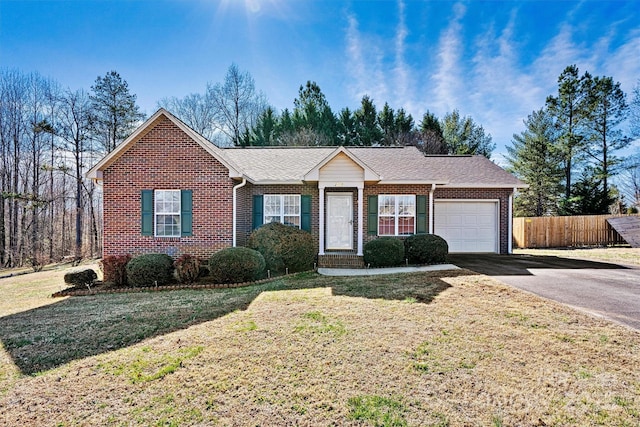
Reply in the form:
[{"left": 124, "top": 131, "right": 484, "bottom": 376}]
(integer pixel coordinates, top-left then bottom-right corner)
[
  {"left": 429, "top": 183, "right": 436, "bottom": 234},
  {"left": 508, "top": 187, "right": 515, "bottom": 254},
  {"left": 232, "top": 178, "right": 247, "bottom": 247}
]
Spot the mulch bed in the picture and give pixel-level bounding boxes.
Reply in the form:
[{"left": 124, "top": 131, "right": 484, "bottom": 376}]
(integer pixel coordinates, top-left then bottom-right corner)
[{"left": 51, "top": 273, "right": 305, "bottom": 298}]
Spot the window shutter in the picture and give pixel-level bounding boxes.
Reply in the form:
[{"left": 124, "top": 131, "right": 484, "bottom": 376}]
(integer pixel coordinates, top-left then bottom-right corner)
[
  {"left": 141, "top": 190, "right": 153, "bottom": 236},
  {"left": 252, "top": 195, "right": 264, "bottom": 230},
  {"left": 181, "top": 190, "right": 193, "bottom": 237},
  {"left": 301, "top": 195, "right": 312, "bottom": 232},
  {"left": 367, "top": 195, "right": 378, "bottom": 235},
  {"left": 416, "top": 195, "right": 427, "bottom": 234}
]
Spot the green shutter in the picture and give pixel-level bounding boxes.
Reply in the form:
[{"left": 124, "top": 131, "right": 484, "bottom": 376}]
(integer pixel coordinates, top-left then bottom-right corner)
[
  {"left": 416, "top": 195, "right": 427, "bottom": 235},
  {"left": 301, "top": 195, "right": 312, "bottom": 232},
  {"left": 367, "top": 195, "right": 378, "bottom": 235},
  {"left": 141, "top": 190, "right": 153, "bottom": 236},
  {"left": 252, "top": 195, "right": 264, "bottom": 230},
  {"left": 181, "top": 190, "right": 193, "bottom": 237}
]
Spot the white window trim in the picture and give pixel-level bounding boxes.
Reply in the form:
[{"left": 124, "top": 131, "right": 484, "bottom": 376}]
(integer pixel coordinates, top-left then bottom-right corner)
[
  {"left": 264, "top": 194, "right": 301, "bottom": 228},
  {"left": 378, "top": 194, "right": 416, "bottom": 236},
  {"left": 154, "top": 189, "right": 181, "bottom": 238}
]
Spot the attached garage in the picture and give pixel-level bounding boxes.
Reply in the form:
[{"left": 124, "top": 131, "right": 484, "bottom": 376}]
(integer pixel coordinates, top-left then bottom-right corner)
[{"left": 434, "top": 200, "right": 499, "bottom": 253}]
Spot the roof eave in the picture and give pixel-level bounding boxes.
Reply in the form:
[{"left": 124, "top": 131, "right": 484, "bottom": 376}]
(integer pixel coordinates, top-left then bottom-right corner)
[{"left": 439, "top": 183, "right": 529, "bottom": 189}]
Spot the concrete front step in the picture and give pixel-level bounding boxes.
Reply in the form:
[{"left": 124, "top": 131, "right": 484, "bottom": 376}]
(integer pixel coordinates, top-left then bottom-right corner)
[{"left": 318, "top": 253, "right": 365, "bottom": 269}]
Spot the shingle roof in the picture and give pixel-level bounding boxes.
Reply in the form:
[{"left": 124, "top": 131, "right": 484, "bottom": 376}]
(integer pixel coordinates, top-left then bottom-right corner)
[
  {"left": 221, "top": 145, "right": 525, "bottom": 187},
  {"left": 87, "top": 109, "right": 524, "bottom": 188}
]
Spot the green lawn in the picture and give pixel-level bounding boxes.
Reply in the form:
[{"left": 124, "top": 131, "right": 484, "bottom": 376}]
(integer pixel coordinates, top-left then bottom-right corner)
[{"left": 1, "top": 265, "right": 639, "bottom": 426}]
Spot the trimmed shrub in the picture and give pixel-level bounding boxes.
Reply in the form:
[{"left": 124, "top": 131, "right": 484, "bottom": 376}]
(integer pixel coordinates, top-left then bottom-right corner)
[
  {"left": 363, "top": 237, "right": 405, "bottom": 268},
  {"left": 404, "top": 234, "right": 448, "bottom": 264},
  {"left": 174, "top": 254, "right": 200, "bottom": 284},
  {"left": 64, "top": 268, "right": 97, "bottom": 287},
  {"left": 126, "top": 253, "right": 174, "bottom": 287},
  {"left": 208, "top": 247, "right": 266, "bottom": 284},
  {"left": 248, "top": 222, "right": 315, "bottom": 273},
  {"left": 100, "top": 254, "right": 131, "bottom": 286}
]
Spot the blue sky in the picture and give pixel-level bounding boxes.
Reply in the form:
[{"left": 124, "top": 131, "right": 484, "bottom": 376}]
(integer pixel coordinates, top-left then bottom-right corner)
[{"left": 2, "top": 0, "right": 639, "bottom": 160}]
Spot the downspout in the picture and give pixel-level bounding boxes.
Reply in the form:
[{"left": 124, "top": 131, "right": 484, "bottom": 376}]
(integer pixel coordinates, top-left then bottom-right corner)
[
  {"left": 232, "top": 177, "right": 247, "bottom": 247},
  {"left": 429, "top": 183, "right": 436, "bottom": 234},
  {"left": 508, "top": 188, "right": 515, "bottom": 254}
]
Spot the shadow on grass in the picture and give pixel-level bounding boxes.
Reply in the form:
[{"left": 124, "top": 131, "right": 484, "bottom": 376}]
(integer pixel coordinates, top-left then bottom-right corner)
[
  {"left": 0, "top": 269, "right": 459, "bottom": 375},
  {"left": 448, "top": 253, "right": 629, "bottom": 276}
]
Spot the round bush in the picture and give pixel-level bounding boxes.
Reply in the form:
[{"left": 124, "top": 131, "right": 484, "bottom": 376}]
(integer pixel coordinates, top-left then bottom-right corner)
[
  {"left": 404, "top": 234, "right": 449, "bottom": 264},
  {"left": 64, "top": 268, "right": 98, "bottom": 287},
  {"left": 126, "top": 253, "right": 174, "bottom": 287},
  {"left": 208, "top": 247, "right": 266, "bottom": 284},
  {"left": 363, "top": 237, "right": 405, "bottom": 268},
  {"left": 248, "top": 222, "right": 316, "bottom": 273}
]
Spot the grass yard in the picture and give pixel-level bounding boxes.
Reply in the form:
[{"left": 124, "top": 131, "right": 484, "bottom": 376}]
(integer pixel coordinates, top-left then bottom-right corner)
[
  {"left": 1, "top": 265, "right": 639, "bottom": 426},
  {"left": 515, "top": 247, "right": 640, "bottom": 267}
]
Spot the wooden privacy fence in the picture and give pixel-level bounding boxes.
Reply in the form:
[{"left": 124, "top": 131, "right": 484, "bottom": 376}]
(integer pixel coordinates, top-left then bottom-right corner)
[{"left": 513, "top": 214, "right": 639, "bottom": 248}]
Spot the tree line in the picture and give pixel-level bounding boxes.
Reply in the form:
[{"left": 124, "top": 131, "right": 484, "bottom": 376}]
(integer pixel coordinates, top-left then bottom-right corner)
[
  {"left": 159, "top": 64, "right": 495, "bottom": 157},
  {"left": 506, "top": 66, "right": 640, "bottom": 217},
  {"left": 0, "top": 69, "right": 143, "bottom": 268}
]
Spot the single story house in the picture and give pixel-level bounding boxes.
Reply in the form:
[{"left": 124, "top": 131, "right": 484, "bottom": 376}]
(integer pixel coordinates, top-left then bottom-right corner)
[{"left": 87, "top": 109, "right": 526, "bottom": 267}]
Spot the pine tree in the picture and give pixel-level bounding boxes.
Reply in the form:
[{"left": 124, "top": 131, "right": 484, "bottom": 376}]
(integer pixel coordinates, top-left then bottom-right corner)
[
  {"left": 90, "top": 70, "right": 144, "bottom": 152},
  {"left": 506, "top": 109, "right": 564, "bottom": 216},
  {"left": 545, "top": 65, "right": 590, "bottom": 201},
  {"left": 583, "top": 75, "right": 630, "bottom": 206}
]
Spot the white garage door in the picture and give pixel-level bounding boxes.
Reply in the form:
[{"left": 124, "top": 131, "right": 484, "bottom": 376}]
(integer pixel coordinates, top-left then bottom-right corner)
[{"left": 434, "top": 201, "right": 498, "bottom": 253}]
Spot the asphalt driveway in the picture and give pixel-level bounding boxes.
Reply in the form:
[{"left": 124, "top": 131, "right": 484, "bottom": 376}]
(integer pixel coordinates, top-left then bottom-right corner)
[{"left": 449, "top": 253, "right": 640, "bottom": 331}]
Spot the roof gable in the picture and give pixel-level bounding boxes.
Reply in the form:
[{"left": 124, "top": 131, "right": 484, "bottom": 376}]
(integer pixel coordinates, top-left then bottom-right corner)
[
  {"left": 304, "top": 146, "right": 380, "bottom": 182},
  {"left": 86, "top": 109, "right": 241, "bottom": 180}
]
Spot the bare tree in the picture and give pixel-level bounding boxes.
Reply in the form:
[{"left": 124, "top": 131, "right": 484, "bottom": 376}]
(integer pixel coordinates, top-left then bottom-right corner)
[
  {"left": 207, "top": 64, "right": 269, "bottom": 146},
  {"left": 158, "top": 93, "right": 217, "bottom": 141}
]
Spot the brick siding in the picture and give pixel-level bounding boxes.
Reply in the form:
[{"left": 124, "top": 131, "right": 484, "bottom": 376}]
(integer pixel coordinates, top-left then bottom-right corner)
[
  {"left": 101, "top": 118, "right": 513, "bottom": 258},
  {"left": 102, "top": 116, "right": 234, "bottom": 259}
]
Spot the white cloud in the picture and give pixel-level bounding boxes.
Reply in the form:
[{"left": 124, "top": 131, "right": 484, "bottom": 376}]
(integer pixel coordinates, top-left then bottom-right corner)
[
  {"left": 430, "top": 2, "right": 466, "bottom": 115},
  {"left": 393, "top": 0, "right": 411, "bottom": 110},
  {"left": 344, "top": 13, "right": 388, "bottom": 107}
]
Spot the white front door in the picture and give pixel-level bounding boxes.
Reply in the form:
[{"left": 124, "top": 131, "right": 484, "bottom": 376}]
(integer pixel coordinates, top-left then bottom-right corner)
[{"left": 326, "top": 193, "right": 353, "bottom": 250}]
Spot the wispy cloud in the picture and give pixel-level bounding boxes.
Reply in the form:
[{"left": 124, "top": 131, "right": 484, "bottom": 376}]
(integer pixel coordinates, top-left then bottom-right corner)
[
  {"left": 344, "top": 13, "right": 387, "bottom": 107},
  {"left": 430, "top": 2, "right": 466, "bottom": 115},
  {"left": 393, "top": 0, "right": 411, "bottom": 110}
]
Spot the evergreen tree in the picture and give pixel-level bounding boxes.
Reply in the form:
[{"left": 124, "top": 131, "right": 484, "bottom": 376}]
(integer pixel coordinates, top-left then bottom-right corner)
[
  {"left": 337, "top": 107, "right": 357, "bottom": 146},
  {"left": 90, "top": 70, "right": 144, "bottom": 152},
  {"left": 441, "top": 110, "right": 495, "bottom": 157},
  {"left": 251, "top": 106, "right": 278, "bottom": 146},
  {"left": 418, "top": 111, "right": 446, "bottom": 154},
  {"left": 378, "top": 102, "right": 395, "bottom": 145},
  {"left": 291, "top": 81, "right": 337, "bottom": 145},
  {"left": 354, "top": 95, "right": 383, "bottom": 146},
  {"left": 506, "top": 109, "right": 564, "bottom": 216},
  {"left": 394, "top": 108, "right": 415, "bottom": 145},
  {"left": 545, "top": 65, "right": 590, "bottom": 201},
  {"left": 583, "top": 75, "right": 630, "bottom": 207}
]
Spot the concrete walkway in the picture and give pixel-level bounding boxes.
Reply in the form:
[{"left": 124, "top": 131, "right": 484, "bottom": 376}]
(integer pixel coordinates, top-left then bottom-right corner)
[{"left": 318, "top": 264, "right": 459, "bottom": 276}]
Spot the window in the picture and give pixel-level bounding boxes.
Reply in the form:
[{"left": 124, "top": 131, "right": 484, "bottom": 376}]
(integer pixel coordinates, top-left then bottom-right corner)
[
  {"left": 378, "top": 195, "right": 415, "bottom": 235},
  {"left": 155, "top": 190, "right": 181, "bottom": 237},
  {"left": 264, "top": 195, "right": 301, "bottom": 228}
]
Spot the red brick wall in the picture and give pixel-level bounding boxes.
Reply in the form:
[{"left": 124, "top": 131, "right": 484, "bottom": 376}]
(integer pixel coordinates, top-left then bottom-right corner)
[
  {"left": 363, "top": 184, "right": 434, "bottom": 245},
  {"left": 362, "top": 185, "right": 513, "bottom": 254},
  {"left": 102, "top": 116, "right": 234, "bottom": 259},
  {"left": 237, "top": 183, "right": 320, "bottom": 250}
]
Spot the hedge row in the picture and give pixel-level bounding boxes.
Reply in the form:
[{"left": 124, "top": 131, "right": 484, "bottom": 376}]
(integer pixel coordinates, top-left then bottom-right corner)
[
  {"left": 363, "top": 234, "right": 448, "bottom": 268},
  {"left": 93, "top": 223, "right": 315, "bottom": 287}
]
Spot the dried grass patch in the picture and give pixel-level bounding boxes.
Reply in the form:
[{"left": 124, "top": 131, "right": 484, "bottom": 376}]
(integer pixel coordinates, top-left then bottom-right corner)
[
  {"left": 0, "top": 269, "right": 639, "bottom": 426},
  {"left": 515, "top": 247, "right": 640, "bottom": 266}
]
